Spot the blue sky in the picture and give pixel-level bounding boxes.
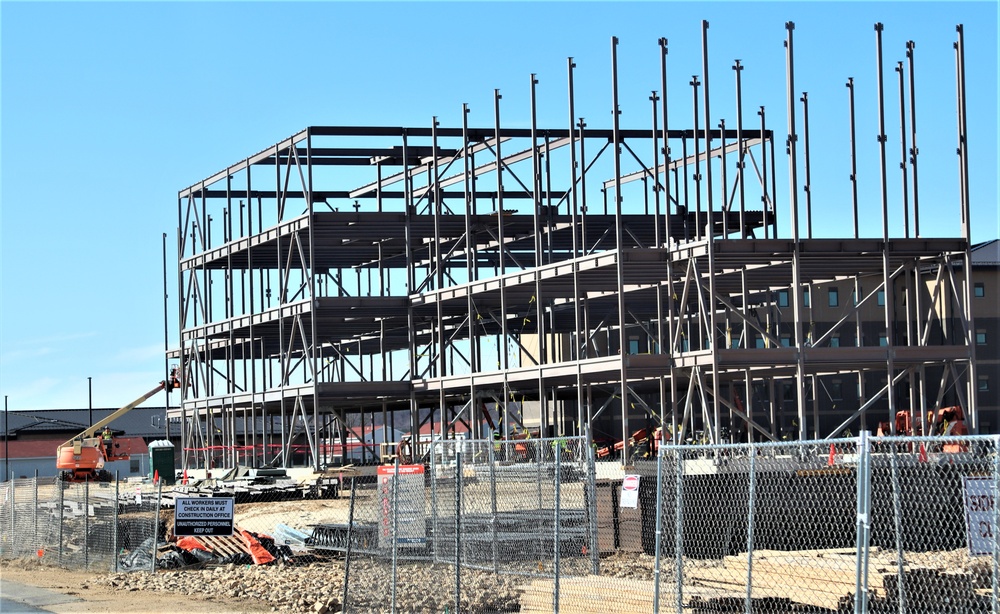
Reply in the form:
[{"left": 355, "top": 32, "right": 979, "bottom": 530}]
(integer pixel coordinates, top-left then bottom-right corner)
[{"left": 1, "top": 1, "right": 997, "bottom": 411}]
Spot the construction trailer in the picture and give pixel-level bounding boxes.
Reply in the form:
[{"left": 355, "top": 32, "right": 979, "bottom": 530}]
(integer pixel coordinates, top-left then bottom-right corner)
[{"left": 170, "top": 23, "right": 982, "bottom": 471}]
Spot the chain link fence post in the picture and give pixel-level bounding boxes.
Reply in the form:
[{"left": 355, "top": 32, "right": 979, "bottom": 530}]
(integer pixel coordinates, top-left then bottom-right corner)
[
  {"left": 652, "top": 435, "right": 665, "bottom": 614},
  {"left": 84, "top": 477, "right": 90, "bottom": 571},
  {"left": 675, "top": 444, "right": 684, "bottom": 614},
  {"left": 489, "top": 436, "right": 498, "bottom": 575},
  {"left": 10, "top": 474, "right": 16, "bottom": 558},
  {"left": 888, "top": 440, "right": 906, "bottom": 613},
  {"left": 430, "top": 436, "right": 439, "bottom": 562},
  {"left": 341, "top": 476, "right": 356, "bottom": 613},
  {"left": 149, "top": 479, "right": 162, "bottom": 574},
  {"left": 390, "top": 453, "right": 399, "bottom": 614},
  {"left": 745, "top": 444, "right": 757, "bottom": 614},
  {"left": 33, "top": 470, "right": 38, "bottom": 551},
  {"left": 58, "top": 477, "right": 64, "bottom": 565},
  {"left": 113, "top": 473, "right": 119, "bottom": 572},
  {"left": 553, "top": 441, "right": 561, "bottom": 614},
  {"left": 454, "top": 448, "right": 462, "bottom": 614},
  {"left": 993, "top": 435, "right": 999, "bottom": 614},
  {"left": 854, "top": 430, "right": 872, "bottom": 614},
  {"left": 585, "top": 425, "right": 599, "bottom": 575}
]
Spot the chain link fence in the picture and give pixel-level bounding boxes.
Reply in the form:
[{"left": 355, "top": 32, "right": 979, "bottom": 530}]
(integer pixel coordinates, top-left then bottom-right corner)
[
  {"left": 1, "top": 434, "right": 997, "bottom": 613},
  {"left": 0, "top": 475, "right": 162, "bottom": 572}
]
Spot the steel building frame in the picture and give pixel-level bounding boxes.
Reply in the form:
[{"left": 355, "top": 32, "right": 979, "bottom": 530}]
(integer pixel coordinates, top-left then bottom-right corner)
[{"left": 171, "top": 22, "right": 978, "bottom": 470}]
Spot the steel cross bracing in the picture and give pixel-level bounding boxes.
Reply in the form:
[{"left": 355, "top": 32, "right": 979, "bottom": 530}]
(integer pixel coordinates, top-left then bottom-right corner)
[{"left": 171, "top": 23, "right": 979, "bottom": 470}]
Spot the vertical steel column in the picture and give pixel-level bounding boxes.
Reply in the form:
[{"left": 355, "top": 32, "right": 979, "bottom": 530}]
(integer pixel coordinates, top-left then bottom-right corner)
[
  {"left": 955, "top": 24, "right": 978, "bottom": 432},
  {"left": 530, "top": 75, "right": 548, "bottom": 432},
  {"left": 733, "top": 59, "right": 747, "bottom": 237},
  {"left": 757, "top": 107, "right": 769, "bottom": 239},
  {"left": 611, "top": 36, "right": 630, "bottom": 462},
  {"left": 847, "top": 78, "right": 860, "bottom": 239},
  {"left": 895, "top": 62, "right": 910, "bottom": 238},
  {"left": 906, "top": 42, "right": 920, "bottom": 236},
  {"left": 661, "top": 38, "right": 680, "bottom": 440},
  {"left": 462, "top": 105, "right": 478, "bottom": 378},
  {"left": 402, "top": 131, "right": 420, "bottom": 442},
  {"left": 432, "top": 118, "right": 446, "bottom": 390},
  {"left": 568, "top": 58, "right": 585, "bottom": 431},
  {"left": 785, "top": 22, "right": 808, "bottom": 441},
  {"left": 702, "top": 20, "right": 722, "bottom": 443},
  {"left": 875, "top": 23, "right": 898, "bottom": 435},
  {"left": 801, "top": 92, "right": 813, "bottom": 239},
  {"left": 494, "top": 91, "right": 511, "bottom": 425},
  {"left": 690, "top": 74, "right": 702, "bottom": 241},
  {"left": 719, "top": 119, "right": 728, "bottom": 239},
  {"left": 579, "top": 118, "right": 589, "bottom": 252}
]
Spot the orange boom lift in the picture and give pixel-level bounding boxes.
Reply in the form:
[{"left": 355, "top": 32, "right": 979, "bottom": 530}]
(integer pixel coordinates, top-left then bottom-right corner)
[{"left": 56, "top": 366, "right": 182, "bottom": 482}]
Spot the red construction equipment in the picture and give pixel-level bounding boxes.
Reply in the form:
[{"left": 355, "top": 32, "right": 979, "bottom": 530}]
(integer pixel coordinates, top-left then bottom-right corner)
[
  {"left": 596, "top": 427, "right": 669, "bottom": 463},
  {"left": 56, "top": 366, "right": 182, "bottom": 481},
  {"left": 877, "top": 405, "right": 969, "bottom": 453}
]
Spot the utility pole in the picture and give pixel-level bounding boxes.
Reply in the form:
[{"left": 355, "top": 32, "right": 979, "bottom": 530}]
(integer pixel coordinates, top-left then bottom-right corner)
[{"left": 88, "top": 377, "right": 93, "bottom": 428}]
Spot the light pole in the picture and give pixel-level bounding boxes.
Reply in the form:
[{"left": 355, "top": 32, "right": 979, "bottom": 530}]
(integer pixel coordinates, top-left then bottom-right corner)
[{"left": 88, "top": 377, "right": 93, "bottom": 428}]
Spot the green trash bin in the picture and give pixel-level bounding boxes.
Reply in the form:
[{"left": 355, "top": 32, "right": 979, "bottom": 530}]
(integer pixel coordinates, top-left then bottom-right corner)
[{"left": 148, "top": 440, "right": 176, "bottom": 485}]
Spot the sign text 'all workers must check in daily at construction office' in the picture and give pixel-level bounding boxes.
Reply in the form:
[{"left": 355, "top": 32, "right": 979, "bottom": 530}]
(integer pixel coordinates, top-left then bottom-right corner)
[{"left": 174, "top": 497, "right": 235, "bottom": 537}]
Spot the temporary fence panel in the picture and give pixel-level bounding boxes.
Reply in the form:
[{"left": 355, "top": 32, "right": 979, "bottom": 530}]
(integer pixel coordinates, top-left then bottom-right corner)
[{"left": 0, "top": 476, "right": 162, "bottom": 573}]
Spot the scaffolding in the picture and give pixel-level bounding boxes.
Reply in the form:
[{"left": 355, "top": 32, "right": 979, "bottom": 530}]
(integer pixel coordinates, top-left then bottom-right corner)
[{"left": 171, "top": 22, "right": 978, "bottom": 471}]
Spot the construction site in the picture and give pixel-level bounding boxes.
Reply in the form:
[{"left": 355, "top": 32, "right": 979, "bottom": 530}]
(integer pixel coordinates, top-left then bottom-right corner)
[
  {"left": 168, "top": 20, "right": 983, "bottom": 474},
  {"left": 3, "top": 18, "right": 998, "bottom": 614}
]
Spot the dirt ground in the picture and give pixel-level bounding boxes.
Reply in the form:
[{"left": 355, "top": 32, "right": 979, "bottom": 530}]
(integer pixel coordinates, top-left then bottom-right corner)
[{"left": 1, "top": 558, "right": 273, "bottom": 613}]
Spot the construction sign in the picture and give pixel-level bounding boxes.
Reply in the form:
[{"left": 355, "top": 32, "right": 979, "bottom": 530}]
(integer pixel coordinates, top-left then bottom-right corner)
[
  {"left": 620, "top": 474, "right": 640, "bottom": 508},
  {"left": 962, "top": 477, "right": 997, "bottom": 556},
  {"left": 377, "top": 464, "right": 426, "bottom": 549},
  {"left": 174, "top": 497, "right": 235, "bottom": 537}
]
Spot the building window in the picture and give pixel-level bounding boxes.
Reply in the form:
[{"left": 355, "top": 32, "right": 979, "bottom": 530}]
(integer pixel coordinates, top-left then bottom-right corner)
[
  {"left": 830, "top": 335, "right": 841, "bottom": 347},
  {"left": 830, "top": 381, "right": 843, "bottom": 400},
  {"left": 628, "top": 338, "right": 640, "bottom": 355},
  {"left": 877, "top": 290, "right": 885, "bottom": 306},
  {"left": 852, "top": 290, "right": 858, "bottom": 306},
  {"left": 879, "top": 335, "right": 888, "bottom": 347},
  {"left": 828, "top": 288, "right": 839, "bottom": 307},
  {"left": 731, "top": 337, "right": 740, "bottom": 349},
  {"left": 974, "top": 282, "right": 985, "bottom": 298},
  {"left": 781, "top": 336, "right": 791, "bottom": 347},
  {"left": 976, "top": 330, "right": 987, "bottom": 345},
  {"left": 755, "top": 336, "right": 766, "bottom": 349},
  {"left": 979, "top": 376, "right": 989, "bottom": 392},
  {"left": 777, "top": 290, "right": 789, "bottom": 307},
  {"left": 130, "top": 458, "right": 140, "bottom": 474},
  {"left": 803, "top": 288, "right": 810, "bottom": 307}
]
